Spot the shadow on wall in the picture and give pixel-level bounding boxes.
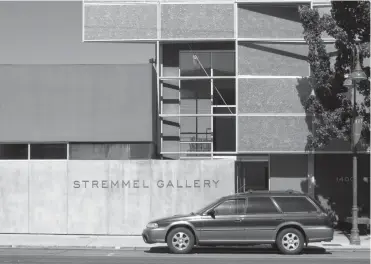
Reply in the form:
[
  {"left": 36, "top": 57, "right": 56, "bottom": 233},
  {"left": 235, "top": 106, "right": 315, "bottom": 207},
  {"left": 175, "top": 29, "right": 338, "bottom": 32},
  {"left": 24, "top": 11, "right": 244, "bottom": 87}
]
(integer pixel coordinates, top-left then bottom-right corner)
[
  {"left": 238, "top": 4, "right": 302, "bottom": 23},
  {"left": 295, "top": 77, "right": 313, "bottom": 133},
  {"left": 300, "top": 154, "right": 370, "bottom": 233}
]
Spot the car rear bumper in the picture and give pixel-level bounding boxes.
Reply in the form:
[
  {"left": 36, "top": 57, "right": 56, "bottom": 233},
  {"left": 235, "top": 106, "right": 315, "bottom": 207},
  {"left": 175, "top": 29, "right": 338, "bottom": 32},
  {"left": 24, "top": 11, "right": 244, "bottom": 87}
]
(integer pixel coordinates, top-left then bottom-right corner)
[
  {"left": 305, "top": 226, "right": 334, "bottom": 243},
  {"left": 142, "top": 228, "right": 167, "bottom": 244}
]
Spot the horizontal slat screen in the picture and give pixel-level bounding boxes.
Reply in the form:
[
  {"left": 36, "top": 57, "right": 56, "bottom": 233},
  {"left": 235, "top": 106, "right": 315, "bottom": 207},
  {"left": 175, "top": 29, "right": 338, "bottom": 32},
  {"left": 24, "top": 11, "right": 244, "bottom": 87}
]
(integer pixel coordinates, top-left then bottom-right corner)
[{"left": 0, "top": 64, "right": 154, "bottom": 142}]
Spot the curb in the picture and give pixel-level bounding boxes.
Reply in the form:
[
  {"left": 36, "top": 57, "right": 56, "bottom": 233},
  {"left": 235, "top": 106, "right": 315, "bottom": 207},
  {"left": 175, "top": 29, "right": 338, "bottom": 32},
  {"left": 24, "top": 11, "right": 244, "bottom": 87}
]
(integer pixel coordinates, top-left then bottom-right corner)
[
  {"left": 0, "top": 245, "right": 369, "bottom": 252},
  {"left": 321, "top": 247, "right": 370, "bottom": 252},
  {"left": 0, "top": 245, "right": 151, "bottom": 251}
]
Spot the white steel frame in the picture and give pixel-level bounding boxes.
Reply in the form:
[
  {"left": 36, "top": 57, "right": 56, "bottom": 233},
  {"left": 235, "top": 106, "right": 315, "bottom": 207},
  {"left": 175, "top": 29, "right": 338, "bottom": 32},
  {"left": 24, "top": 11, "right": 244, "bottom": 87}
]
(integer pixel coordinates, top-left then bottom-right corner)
[
  {"left": 84, "top": 0, "right": 338, "bottom": 159},
  {"left": 161, "top": 49, "right": 236, "bottom": 159}
]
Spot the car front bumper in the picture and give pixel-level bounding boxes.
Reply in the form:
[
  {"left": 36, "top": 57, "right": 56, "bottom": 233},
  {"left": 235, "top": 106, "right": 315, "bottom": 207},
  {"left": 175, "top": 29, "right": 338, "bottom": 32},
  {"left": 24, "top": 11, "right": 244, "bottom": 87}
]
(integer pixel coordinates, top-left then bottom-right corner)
[{"left": 142, "top": 227, "right": 167, "bottom": 244}]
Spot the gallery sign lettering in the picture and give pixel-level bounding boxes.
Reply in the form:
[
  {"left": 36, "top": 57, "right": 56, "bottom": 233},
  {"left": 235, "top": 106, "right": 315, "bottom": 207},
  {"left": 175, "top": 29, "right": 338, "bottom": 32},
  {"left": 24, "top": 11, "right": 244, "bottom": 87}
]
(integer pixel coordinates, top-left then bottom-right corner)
[{"left": 73, "top": 180, "right": 220, "bottom": 189}]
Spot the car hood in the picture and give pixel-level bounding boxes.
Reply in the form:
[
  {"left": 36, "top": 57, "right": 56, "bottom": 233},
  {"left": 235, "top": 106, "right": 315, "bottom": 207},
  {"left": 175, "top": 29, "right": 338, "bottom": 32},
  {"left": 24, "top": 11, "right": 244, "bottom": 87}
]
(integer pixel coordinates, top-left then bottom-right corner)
[{"left": 151, "top": 213, "right": 197, "bottom": 223}]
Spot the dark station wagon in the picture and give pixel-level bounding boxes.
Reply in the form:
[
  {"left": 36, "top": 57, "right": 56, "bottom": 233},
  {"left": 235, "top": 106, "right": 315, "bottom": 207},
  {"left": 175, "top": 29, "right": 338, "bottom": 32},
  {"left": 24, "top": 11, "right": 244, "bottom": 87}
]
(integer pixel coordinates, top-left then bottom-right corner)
[{"left": 142, "top": 190, "right": 335, "bottom": 255}]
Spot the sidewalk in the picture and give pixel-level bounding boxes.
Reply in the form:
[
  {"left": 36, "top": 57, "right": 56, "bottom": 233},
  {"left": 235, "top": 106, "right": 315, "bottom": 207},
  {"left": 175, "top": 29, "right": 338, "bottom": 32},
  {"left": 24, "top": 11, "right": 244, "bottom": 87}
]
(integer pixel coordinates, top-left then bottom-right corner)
[{"left": 0, "top": 231, "right": 369, "bottom": 252}]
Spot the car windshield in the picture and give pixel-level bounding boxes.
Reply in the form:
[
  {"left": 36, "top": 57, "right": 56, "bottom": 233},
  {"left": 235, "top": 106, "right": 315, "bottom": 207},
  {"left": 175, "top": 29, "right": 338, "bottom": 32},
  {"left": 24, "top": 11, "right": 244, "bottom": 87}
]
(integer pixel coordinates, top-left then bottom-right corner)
[{"left": 194, "top": 198, "right": 221, "bottom": 214}]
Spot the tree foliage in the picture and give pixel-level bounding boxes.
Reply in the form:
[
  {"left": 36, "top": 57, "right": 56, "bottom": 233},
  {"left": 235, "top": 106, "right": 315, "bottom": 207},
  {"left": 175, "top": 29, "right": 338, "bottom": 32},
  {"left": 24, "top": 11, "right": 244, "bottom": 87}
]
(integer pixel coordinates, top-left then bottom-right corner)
[{"left": 299, "top": 1, "right": 370, "bottom": 151}]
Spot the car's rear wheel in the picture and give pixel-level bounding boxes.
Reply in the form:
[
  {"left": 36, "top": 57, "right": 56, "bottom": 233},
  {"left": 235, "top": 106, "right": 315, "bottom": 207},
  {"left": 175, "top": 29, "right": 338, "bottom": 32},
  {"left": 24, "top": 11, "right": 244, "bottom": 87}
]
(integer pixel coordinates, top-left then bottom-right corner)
[
  {"left": 276, "top": 228, "right": 305, "bottom": 255},
  {"left": 167, "top": 227, "right": 195, "bottom": 254}
]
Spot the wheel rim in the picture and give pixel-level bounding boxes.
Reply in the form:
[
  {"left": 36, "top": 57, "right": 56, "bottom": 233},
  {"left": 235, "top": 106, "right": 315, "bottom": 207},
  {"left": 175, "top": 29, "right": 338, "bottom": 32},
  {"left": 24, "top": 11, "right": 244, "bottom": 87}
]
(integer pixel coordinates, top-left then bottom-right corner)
[
  {"left": 172, "top": 232, "right": 190, "bottom": 251},
  {"left": 282, "top": 233, "right": 300, "bottom": 251}
]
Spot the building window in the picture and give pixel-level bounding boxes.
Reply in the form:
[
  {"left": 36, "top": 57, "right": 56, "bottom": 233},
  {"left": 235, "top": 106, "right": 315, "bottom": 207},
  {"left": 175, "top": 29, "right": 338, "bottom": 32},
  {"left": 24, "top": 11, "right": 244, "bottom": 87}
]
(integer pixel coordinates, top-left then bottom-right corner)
[
  {"left": 179, "top": 50, "right": 235, "bottom": 77},
  {"left": 180, "top": 51, "right": 211, "bottom": 76},
  {"left": 69, "top": 143, "right": 153, "bottom": 160},
  {"left": 0, "top": 144, "right": 28, "bottom": 159},
  {"left": 30, "top": 144, "right": 67, "bottom": 160}
]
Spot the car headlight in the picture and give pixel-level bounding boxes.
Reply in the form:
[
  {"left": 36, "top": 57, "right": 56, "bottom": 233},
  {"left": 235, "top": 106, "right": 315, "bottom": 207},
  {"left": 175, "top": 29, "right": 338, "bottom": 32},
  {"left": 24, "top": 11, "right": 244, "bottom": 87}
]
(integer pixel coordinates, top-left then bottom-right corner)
[{"left": 146, "top": 223, "right": 158, "bottom": 229}]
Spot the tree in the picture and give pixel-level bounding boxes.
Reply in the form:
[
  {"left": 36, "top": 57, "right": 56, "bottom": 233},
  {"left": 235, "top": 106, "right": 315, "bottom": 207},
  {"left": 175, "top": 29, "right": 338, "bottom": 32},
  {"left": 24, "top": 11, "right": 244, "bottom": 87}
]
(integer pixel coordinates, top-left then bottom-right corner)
[{"left": 299, "top": 1, "right": 370, "bottom": 151}]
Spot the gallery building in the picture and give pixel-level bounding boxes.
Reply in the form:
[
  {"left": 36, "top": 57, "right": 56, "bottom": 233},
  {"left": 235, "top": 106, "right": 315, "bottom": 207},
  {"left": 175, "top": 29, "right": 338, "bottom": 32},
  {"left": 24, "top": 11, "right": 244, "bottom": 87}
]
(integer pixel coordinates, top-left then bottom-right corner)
[{"left": 0, "top": 0, "right": 369, "bottom": 235}]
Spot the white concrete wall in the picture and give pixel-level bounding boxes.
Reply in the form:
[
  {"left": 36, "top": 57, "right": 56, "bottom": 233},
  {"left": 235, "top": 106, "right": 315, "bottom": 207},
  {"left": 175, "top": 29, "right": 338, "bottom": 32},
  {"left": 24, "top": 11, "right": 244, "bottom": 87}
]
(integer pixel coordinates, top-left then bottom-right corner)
[{"left": 0, "top": 160, "right": 235, "bottom": 235}]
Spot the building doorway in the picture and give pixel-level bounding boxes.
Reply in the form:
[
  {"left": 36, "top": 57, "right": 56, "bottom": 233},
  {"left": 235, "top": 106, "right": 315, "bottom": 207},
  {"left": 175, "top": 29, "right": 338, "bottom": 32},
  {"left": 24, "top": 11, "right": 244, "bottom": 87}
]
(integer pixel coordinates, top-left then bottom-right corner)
[{"left": 235, "top": 156, "right": 269, "bottom": 193}]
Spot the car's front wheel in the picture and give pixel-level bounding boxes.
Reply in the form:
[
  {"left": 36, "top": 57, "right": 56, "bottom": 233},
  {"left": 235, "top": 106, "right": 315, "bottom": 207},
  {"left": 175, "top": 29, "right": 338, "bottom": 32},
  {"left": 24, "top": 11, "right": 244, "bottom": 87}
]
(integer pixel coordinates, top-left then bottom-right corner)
[
  {"left": 276, "top": 228, "right": 305, "bottom": 255},
  {"left": 167, "top": 227, "right": 195, "bottom": 254}
]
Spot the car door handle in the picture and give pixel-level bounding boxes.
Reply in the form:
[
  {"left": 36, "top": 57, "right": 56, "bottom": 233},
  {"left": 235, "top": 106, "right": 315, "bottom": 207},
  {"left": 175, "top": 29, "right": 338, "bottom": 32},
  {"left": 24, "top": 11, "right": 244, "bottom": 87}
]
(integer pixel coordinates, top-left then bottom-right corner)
[
  {"left": 234, "top": 219, "right": 243, "bottom": 222},
  {"left": 276, "top": 218, "right": 283, "bottom": 221}
]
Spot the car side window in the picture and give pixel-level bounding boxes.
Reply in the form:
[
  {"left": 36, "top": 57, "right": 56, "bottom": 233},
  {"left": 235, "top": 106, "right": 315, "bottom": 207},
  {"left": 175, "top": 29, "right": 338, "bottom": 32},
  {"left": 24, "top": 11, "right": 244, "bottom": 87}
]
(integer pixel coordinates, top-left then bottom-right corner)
[
  {"left": 273, "top": 196, "right": 318, "bottom": 213},
  {"left": 213, "top": 199, "right": 246, "bottom": 216},
  {"left": 245, "top": 197, "right": 279, "bottom": 214}
]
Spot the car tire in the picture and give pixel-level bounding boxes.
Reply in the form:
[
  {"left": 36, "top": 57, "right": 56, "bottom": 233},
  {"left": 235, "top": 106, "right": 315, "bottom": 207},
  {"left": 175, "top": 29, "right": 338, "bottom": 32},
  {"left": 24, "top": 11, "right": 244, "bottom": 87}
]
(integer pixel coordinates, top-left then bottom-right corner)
[
  {"left": 276, "top": 228, "right": 305, "bottom": 255},
  {"left": 167, "top": 227, "right": 195, "bottom": 254}
]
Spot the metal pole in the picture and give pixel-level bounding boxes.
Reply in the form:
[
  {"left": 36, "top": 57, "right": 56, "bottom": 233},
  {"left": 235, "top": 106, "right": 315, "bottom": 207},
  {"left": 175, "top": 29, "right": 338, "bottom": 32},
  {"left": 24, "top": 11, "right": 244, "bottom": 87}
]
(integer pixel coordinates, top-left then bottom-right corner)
[{"left": 350, "top": 45, "right": 361, "bottom": 245}]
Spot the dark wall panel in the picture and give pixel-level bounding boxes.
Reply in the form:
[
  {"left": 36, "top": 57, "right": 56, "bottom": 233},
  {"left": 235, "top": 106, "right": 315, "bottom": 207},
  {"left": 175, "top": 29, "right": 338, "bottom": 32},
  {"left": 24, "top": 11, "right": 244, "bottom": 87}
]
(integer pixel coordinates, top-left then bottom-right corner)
[
  {"left": 238, "top": 4, "right": 306, "bottom": 38},
  {"left": 314, "top": 154, "right": 370, "bottom": 221},
  {"left": 0, "top": 64, "right": 154, "bottom": 142},
  {"left": 270, "top": 154, "right": 308, "bottom": 192},
  {"left": 238, "top": 78, "right": 310, "bottom": 114},
  {"left": 84, "top": 4, "right": 158, "bottom": 40},
  {"left": 238, "top": 116, "right": 311, "bottom": 152},
  {"left": 161, "top": 4, "right": 234, "bottom": 39}
]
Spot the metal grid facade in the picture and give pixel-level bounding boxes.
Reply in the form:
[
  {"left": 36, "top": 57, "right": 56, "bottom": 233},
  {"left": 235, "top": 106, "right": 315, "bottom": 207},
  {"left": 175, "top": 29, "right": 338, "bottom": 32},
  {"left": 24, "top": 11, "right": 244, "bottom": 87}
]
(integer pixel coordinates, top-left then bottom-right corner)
[{"left": 83, "top": 0, "right": 338, "bottom": 159}]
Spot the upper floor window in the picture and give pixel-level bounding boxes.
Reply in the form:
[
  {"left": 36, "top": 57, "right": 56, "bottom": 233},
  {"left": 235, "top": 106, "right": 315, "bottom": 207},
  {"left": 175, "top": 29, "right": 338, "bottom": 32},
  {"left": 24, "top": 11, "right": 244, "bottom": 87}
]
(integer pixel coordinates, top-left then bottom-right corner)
[{"left": 179, "top": 51, "right": 235, "bottom": 77}]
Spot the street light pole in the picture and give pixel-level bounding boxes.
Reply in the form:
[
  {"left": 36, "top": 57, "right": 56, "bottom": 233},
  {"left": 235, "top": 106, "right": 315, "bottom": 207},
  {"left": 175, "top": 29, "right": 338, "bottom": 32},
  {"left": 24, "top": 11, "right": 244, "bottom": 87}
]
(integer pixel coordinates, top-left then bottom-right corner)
[
  {"left": 346, "top": 36, "right": 368, "bottom": 245},
  {"left": 350, "top": 73, "right": 360, "bottom": 245}
]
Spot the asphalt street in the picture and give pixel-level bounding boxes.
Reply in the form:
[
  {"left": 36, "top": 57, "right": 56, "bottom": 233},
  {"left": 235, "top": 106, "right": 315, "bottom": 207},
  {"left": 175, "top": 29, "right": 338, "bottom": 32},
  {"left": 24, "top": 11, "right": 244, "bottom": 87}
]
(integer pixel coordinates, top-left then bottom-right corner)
[{"left": 0, "top": 248, "right": 369, "bottom": 264}]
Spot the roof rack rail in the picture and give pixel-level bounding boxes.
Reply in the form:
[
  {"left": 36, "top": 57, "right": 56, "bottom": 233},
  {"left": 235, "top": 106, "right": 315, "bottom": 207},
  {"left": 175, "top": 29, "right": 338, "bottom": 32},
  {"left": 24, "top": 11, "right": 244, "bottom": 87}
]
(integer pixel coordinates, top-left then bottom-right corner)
[{"left": 285, "top": 189, "right": 302, "bottom": 194}]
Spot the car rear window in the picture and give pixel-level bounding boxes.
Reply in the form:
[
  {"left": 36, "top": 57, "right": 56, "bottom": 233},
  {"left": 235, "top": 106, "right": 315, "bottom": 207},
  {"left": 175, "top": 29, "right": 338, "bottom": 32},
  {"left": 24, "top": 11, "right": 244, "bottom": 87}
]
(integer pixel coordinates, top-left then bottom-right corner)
[
  {"left": 246, "top": 197, "right": 279, "bottom": 214},
  {"left": 273, "top": 196, "right": 318, "bottom": 213},
  {"left": 307, "top": 197, "right": 326, "bottom": 212}
]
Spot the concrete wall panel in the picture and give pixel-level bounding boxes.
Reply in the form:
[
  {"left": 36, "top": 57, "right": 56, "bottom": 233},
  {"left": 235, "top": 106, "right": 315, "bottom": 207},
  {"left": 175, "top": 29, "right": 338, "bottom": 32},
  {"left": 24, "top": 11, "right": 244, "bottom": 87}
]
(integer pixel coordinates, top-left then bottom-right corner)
[
  {"left": 238, "top": 43, "right": 309, "bottom": 76},
  {"left": 238, "top": 116, "right": 311, "bottom": 152},
  {"left": 84, "top": 4, "right": 157, "bottom": 40},
  {"left": 238, "top": 78, "right": 310, "bottom": 114},
  {"left": 150, "top": 161, "right": 176, "bottom": 220},
  {"left": 0, "top": 160, "right": 234, "bottom": 235},
  {"left": 316, "top": 6, "right": 332, "bottom": 39},
  {"left": 0, "top": 161, "right": 29, "bottom": 233},
  {"left": 108, "top": 161, "right": 152, "bottom": 235},
  {"left": 161, "top": 4, "right": 234, "bottom": 39},
  {"left": 200, "top": 160, "right": 235, "bottom": 203},
  {"left": 67, "top": 161, "right": 109, "bottom": 234},
  {"left": 29, "top": 161, "right": 68, "bottom": 234}
]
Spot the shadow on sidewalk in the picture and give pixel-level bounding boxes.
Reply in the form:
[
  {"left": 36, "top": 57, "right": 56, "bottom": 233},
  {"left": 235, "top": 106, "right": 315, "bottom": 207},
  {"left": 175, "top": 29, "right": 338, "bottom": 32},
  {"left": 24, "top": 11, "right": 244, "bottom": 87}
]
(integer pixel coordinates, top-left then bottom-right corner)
[{"left": 145, "top": 246, "right": 331, "bottom": 255}]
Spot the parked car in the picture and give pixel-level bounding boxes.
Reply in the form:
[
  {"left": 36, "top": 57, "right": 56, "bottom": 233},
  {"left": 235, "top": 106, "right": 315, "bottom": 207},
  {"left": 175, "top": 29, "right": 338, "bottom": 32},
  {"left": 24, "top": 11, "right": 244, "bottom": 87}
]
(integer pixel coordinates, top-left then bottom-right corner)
[{"left": 142, "top": 190, "right": 335, "bottom": 255}]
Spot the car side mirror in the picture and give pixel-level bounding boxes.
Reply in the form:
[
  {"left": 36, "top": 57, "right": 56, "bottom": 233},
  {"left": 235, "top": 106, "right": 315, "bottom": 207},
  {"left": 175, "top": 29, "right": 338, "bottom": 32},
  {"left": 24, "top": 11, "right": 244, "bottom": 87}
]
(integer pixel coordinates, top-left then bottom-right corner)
[{"left": 207, "top": 209, "right": 216, "bottom": 218}]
